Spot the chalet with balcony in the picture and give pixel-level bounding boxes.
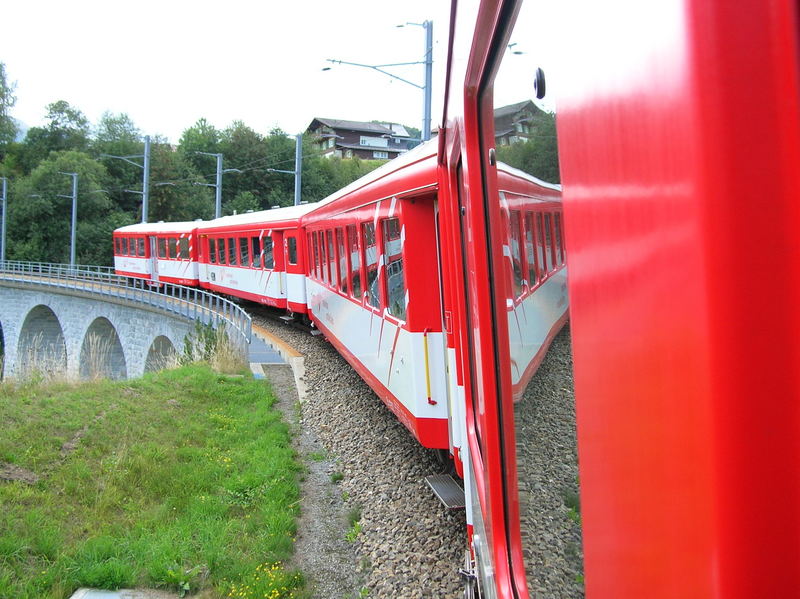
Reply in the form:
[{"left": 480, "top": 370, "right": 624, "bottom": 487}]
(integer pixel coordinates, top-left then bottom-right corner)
[
  {"left": 494, "top": 100, "right": 552, "bottom": 146},
  {"left": 306, "top": 118, "right": 416, "bottom": 160}
]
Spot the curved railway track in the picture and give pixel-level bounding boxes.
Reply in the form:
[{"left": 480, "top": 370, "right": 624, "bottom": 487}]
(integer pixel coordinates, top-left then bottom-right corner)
[{"left": 247, "top": 304, "right": 581, "bottom": 598}]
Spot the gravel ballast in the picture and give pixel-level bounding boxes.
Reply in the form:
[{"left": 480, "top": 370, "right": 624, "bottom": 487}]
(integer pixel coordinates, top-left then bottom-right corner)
[{"left": 252, "top": 310, "right": 581, "bottom": 598}]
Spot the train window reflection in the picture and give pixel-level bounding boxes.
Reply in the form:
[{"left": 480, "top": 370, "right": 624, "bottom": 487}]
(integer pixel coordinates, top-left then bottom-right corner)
[
  {"left": 348, "top": 224, "right": 362, "bottom": 299},
  {"left": 251, "top": 237, "right": 261, "bottom": 268},
  {"left": 288, "top": 236, "right": 298, "bottom": 265},
  {"left": 209, "top": 238, "right": 217, "bottom": 264},
  {"left": 336, "top": 228, "right": 348, "bottom": 294},
  {"left": 486, "top": 0, "right": 579, "bottom": 594},
  {"left": 227, "top": 238, "right": 237, "bottom": 266},
  {"left": 363, "top": 222, "right": 379, "bottom": 309},
  {"left": 383, "top": 218, "right": 406, "bottom": 321},
  {"left": 327, "top": 230, "right": 338, "bottom": 288},
  {"left": 263, "top": 237, "right": 274, "bottom": 270}
]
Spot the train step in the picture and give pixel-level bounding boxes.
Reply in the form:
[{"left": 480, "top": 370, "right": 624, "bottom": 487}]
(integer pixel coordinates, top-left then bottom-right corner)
[
  {"left": 310, "top": 328, "right": 323, "bottom": 336},
  {"left": 425, "top": 474, "right": 465, "bottom": 510},
  {"left": 279, "top": 314, "right": 294, "bottom": 322}
]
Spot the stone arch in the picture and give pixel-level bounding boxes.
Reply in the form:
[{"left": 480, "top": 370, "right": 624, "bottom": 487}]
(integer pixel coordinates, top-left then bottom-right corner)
[
  {"left": 144, "top": 335, "right": 178, "bottom": 373},
  {"left": 17, "top": 305, "right": 68, "bottom": 379},
  {"left": 79, "top": 317, "right": 127, "bottom": 380}
]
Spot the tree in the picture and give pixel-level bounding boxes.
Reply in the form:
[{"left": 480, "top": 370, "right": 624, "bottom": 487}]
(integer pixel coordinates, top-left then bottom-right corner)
[
  {"left": 7, "top": 150, "right": 132, "bottom": 265},
  {"left": 19, "top": 101, "right": 90, "bottom": 173},
  {"left": 91, "top": 112, "right": 143, "bottom": 216},
  {"left": 495, "top": 110, "right": 560, "bottom": 184},
  {"left": 146, "top": 139, "right": 213, "bottom": 223},
  {"left": 0, "top": 63, "right": 18, "bottom": 155},
  {"left": 178, "top": 118, "right": 221, "bottom": 174}
]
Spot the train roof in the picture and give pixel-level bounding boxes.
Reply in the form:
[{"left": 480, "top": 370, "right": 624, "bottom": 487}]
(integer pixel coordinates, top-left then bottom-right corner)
[
  {"left": 197, "top": 202, "right": 319, "bottom": 232},
  {"left": 114, "top": 220, "right": 203, "bottom": 234},
  {"left": 306, "top": 139, "right": 438, "bottom": 215}
]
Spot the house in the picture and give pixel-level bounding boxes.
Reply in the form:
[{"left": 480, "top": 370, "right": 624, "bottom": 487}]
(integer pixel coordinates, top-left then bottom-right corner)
[
  {"left": 306, "top": 118, "right": 417, "bottom": 160},
  {"left": 494, "top": 100, "right": 552, "bottom": 146}
]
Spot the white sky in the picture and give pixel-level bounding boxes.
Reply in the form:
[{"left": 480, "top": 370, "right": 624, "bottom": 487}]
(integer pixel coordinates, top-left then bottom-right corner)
[{"left": 1, "top": 0, "right": 456, "bottom": 143}]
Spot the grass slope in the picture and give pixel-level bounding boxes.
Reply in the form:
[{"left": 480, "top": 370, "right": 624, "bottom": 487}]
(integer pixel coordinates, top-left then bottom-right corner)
[{"left": 0, "top": 365, "right": 303, "bottom": 599}]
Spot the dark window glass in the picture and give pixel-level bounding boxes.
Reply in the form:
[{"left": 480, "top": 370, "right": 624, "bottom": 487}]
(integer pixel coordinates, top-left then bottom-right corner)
[
  {"left": 320, "top": 232, "right": 328, "bottom": 283},
  {"left": 263, "top": 237, "right": 274, "bottom": 269},
  {"left": 327, "top": 230, "right": 337, "bottom": 288},
  {"left": 313, "top": 232, "right": 320, "bottom": 279},
  {"left": 114, "top": 238, "right": 120, "bottom": 255},
  {"left": 288, "top": 236, "right": 298, "bottom": 265},
  {"left": 348, "top": 224, "right": 362, "bottom": 298},
  {"left": 251, "top": 237, "right": 261, "bottom": 268},
  {"left": 122, "top": 238, "right": 129, "bottom": 255},
  {"left": 158, "top": 238, "right": 166, "bottom": 258},
  {"left": 179, "top": 238, "right": 190, "bottom": 260},
  {"left": 383, "top": 218, "right": 406, "bottom": 320},
  {"left": 544, "top": 213, "right": 555, "bottom": 270},
  {"left": 138, "top": 238, "right": 145, "bottom": 257},
  {"left": 239, "top": 237, "right": 249, "bottom": 267},
  {"left": 554, "top": 213, "right": 564, "bottom": 265},
  {"left": 524, "top": 213, "right": 537, "bottom": 285},
  {"left": 228, "top": 237, "right": 237, "bottom": 265},
  {"left": 218, "top": 238, "right": 227, "bottom": 265},
  {"left": 536, "top": 213, "right": 548, "bottom": 274},
  {"left": 336, "top": 228, "right": 348, "bottom": 294},
  {"left": 209, "top": 238, "right": 217, "bottom": 264},
  {"left": 509, "top": 211, "right": 524, "bottom": 297},
  {"left": 168, "top": 238, "right": 177, "bottom": 259},
  {"left": 363, "top": 222, "right": 379, "bottom": 308}
]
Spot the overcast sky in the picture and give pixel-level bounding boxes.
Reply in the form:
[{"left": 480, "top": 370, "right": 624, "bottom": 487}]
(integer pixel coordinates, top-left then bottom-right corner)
[{"left": 1, "top": 1, "right": 455, "bottom": 143}]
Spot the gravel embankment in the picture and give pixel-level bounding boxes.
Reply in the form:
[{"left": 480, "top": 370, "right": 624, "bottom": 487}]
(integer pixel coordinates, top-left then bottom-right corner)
[{"left": 252, "top": 310, "right": 581, "bottom": 598}]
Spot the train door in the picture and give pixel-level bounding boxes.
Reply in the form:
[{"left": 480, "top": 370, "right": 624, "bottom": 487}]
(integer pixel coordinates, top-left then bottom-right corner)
[
  {"left": 198, "top": 234, "right": 209, "bottom": 283},
  {"left": 149, "top": 236, "right": 159, "bottom": 283},
  {"left": 283, "top": 231, "right": 306, "bottom": 312},
  {"left": 272, "top": 231, "right": 285, "bottom": 298}
]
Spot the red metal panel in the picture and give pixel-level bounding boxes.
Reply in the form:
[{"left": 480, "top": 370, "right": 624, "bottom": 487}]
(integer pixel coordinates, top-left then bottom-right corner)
[{"left": 557, "top": 0, "right": 800, "bottom": 596}]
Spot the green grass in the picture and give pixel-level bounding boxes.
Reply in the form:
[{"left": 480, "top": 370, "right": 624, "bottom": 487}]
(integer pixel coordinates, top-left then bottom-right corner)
[{"left": 0, "top": 365, "right": 303, "bottom": 599}]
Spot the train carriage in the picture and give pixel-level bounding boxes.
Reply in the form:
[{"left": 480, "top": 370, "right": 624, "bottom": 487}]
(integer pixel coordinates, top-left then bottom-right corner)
[
  {"left": 196, "top": 204, "right": 315, "bottom": 313},
  {"left": 113, "top": 221, "right": 201, "bottom": 285},
  {"left": 301, "top": 142, "right": 451, "bottom": 449}
]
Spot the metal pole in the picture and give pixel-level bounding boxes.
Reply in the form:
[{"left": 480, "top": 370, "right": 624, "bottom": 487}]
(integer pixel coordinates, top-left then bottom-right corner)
[
  {"left": 142, "top": 135, "right": 151, "bottom": 223},
  {"left": 423, "top": 20, "right": 433, "bottom": 141},
  {"left": 1, "top": 176, "right": 7, "bottom": 265},
  {"left": 70, "top": 173, "right": 78, "bottom": 268},
  {"left": 294, "top": 134, "right": 303, "bottom": 206},
  {"left": 215, "top": 153, "right": 223, "bottom": 218}
]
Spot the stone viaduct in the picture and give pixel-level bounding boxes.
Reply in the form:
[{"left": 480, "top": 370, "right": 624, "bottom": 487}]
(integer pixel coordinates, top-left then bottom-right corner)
[{"left": 0, "top": 267, "right": 251, "bottom": 381}]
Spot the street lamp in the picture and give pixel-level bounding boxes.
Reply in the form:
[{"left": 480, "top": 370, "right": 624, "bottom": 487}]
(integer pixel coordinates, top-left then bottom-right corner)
[
  {"left": 324, "top": 20, "right": 433, "bottom": 141},
  {"left": 265, "top": 134, "right": 303, "bottom": 206},
  {"left": 101, "top": 135, "right": 151, "bottom": 223},
  {"left": 57, "top": 171, "right": 78, "bottom": 268},
  {"left": 192, "top": 152, "right": 242, "bottom": 218}
]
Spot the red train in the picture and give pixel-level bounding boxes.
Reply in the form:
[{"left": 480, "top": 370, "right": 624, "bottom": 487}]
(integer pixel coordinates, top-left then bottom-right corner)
[{"left": 116, "top": 0, "right": 791, "bottom": 596}]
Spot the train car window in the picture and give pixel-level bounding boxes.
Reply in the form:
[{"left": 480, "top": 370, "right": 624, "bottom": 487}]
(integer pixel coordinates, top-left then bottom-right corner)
[
  {"left": 535, "top": 213, "right": 548, "bottom": 274},
  {"left": 251, "top": 237, "right": 261, "bottom": 268},
  {"left": 544, "top": 213, "right": 555, "bottom": 271},
  {"left": 348, "top": 224, "right": 362, "bottom": 299},
  {"left": 307, "top": 234, "right": 313, "bottom": 272},
  {"left": 121, "top": 238, "right": 128, "bottom": 255},
  {"left": 363, "top": 222, "right": 379, "bottom": 309},
  {"left": 382, "top": 218, "right": 406, "bottom": 321},
  {"left": 179, "top": 238, "right": 190, "bottom": 260},
  {"left": 336, "top": 228, "right": 348, "bottom": 294},
  {"left": 263, "top": 237, "right": 274, "bottom": 269},
  {"left": 227, "top": 237, "right": 237, "bottom": 266},
  {"left": 113, "top": 239, "right": 120, "bottom": 255},
  {"left": 524, "top": 213, "right": 538, "bottom": 285},
  {"left": 554, "top": 213, "right": 564, "bottom": 266},
  {"left": 509, "top": 210, "right": 524, "bottom": 297},
  {"left": 218, "top": 238, "right": 226, "bottom": 265},
  {"left": 327, "top": 230, "right": 338, "bottom": 288},
  {"left": 320, "top": 232, "right": 329, "bottom": 284},
  {"left": 239, "top": 237, "right": 249, "bottom": 267},
  {"left": 209, "top": 238, "right": 217, "bottom": 264},
  {"left": 168, "top": 238, "right": 177, "bottom": 260},
  {"left": 313, "top": 232, "right": 320, "bottom": 280},
  {"left": 137, "top": 238, "right": 144, "bottom": 257},
  {"left": 287, "top": 236, "right": 298, "bottom": 266},
  {"left": 158, "top": 238, "right": 166, "bottom": 259}
]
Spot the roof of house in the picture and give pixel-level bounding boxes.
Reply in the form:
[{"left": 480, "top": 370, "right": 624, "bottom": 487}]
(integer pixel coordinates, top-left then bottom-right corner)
[
  {"left": 494, "top": 99, "right": 539, "bottom": 120},
  {"left": 308, "top": 118, "right": 394, "bottom": 135}
]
